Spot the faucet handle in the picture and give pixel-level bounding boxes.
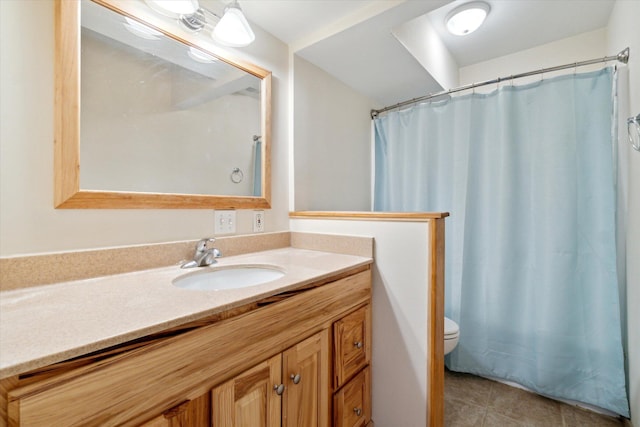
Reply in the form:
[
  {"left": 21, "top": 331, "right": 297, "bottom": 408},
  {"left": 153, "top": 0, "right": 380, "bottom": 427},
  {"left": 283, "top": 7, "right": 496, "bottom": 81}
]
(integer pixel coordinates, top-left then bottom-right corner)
[{"left": 196, "top": 237, "right": 216, "bottom": 252}]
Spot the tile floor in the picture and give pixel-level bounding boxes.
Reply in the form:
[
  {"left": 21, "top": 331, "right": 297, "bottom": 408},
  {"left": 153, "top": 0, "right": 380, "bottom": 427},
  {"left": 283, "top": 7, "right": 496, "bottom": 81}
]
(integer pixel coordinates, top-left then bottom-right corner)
[{"left": 445, "top": 369, "right": 627, "bottom": 426}]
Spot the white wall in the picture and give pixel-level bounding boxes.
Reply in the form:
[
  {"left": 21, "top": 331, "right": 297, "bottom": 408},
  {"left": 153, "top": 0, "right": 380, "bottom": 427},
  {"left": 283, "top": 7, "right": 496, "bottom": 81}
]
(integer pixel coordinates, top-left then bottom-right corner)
[
  {"left": 290, "top": 219, "right": 431, "bottom": 427},
  {"left": 392, "top": 12, "right": 459, "bottom": 91},
  {"left": 292, "top": 55, "right": 376, "bottom": 211},
  {"left": 608, "top": 1, "right": 640, "bottom": 425},
  {"left": 0, "top": 0, "right": 289, "bottom": 256}
]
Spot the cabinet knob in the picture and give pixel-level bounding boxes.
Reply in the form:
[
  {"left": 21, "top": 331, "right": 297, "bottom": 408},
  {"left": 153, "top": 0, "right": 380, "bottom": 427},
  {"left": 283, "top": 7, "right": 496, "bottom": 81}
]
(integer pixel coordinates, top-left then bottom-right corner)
[
  {"left": 290, "top": 373, "right": 301, "bottom": 384},
  {"left": 353, "top": 407, "right": 362, "bottom": 417},
  {"left": 354, "top": 341, "right": 363, "bottom": 349},
  {"left": 274, "top": 384, "right": 285, "bottom": 395}
]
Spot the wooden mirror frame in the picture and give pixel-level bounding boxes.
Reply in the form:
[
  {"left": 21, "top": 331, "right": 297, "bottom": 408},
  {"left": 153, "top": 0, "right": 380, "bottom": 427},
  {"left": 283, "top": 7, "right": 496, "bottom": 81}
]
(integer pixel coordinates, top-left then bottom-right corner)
[{"left": 54, "top": 0, "right": 271, "bottom": 209}]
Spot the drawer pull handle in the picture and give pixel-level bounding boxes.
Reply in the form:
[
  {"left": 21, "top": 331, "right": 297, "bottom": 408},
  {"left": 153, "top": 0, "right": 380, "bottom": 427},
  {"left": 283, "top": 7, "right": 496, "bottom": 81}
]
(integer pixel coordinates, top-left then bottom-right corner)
[
  {"left": 354, "top": 407, "right": 362, "bottom": 417},
  {"left": 354, "top": 341, "right": 363, "bottom": 349},
  {"left": 290, "top": 373, "right": 301, "bottom": 384},
  {"left": 274, "top": 384, "right": 285, "bottom": 395}
]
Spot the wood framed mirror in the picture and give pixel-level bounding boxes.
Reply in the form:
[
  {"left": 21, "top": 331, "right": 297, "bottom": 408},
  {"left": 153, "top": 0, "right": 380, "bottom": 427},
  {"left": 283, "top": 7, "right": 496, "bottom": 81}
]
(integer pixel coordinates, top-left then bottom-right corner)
[{"left": 54, "top": 0, "right": 271, "bottom": 209}]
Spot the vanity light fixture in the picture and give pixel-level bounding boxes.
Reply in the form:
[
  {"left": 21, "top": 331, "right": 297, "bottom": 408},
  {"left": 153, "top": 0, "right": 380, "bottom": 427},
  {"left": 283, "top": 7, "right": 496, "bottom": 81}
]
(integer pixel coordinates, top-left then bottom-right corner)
[
  {"left": 212, "top": 1, "right": 255, "bottom": 47},
  {"left": 172, "top": 0, "right": 255, "bottom": 47},
  {"left": 445, "top": 1, "right": 490, "bottom": 36},
  {"left": 123, "top": 16, "right": 162, "bottom": 40},
  {"left": 188, "top": 46, "right": 218, "bottom": 63}
]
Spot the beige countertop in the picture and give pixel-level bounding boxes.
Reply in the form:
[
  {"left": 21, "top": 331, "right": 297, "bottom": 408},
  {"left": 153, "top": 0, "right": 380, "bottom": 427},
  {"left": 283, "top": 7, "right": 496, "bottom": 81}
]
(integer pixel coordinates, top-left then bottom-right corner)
[{"left": 0, "top": 247, "right": 372, "bottom": 379}]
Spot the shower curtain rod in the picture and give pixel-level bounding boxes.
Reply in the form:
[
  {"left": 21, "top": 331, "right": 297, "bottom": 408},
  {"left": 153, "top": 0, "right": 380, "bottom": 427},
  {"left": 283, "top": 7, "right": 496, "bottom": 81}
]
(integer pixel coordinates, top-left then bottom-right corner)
[{"left": 370, "top": 47, "right": 630, "bottom": 119}]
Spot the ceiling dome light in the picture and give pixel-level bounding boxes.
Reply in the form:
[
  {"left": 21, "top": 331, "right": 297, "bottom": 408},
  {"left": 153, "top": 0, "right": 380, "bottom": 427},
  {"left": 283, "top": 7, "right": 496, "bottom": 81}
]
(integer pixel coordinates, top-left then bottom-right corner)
[
  {"left": 145, "top": 0, "right": 200, "bottom": 18},
  {"left": 212, "top": 1, "right": 255, "bottom": 47},
  {"left": 446, "top": 1, "right": 490, "bottom": 36}
]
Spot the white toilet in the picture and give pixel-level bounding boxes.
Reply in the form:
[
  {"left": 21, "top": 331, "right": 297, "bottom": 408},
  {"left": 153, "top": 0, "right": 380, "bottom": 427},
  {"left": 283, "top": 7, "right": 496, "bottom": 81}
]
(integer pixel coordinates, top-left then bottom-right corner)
[{"left": 444, "top": 317, "right": 460, "bottom": 355}]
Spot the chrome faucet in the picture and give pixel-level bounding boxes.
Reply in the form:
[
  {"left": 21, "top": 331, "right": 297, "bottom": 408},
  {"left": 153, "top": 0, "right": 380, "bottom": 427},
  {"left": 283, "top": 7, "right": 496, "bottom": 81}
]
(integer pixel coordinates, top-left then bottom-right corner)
[{"left": 180, "top": 238, "right": 222, "bottom": 269}]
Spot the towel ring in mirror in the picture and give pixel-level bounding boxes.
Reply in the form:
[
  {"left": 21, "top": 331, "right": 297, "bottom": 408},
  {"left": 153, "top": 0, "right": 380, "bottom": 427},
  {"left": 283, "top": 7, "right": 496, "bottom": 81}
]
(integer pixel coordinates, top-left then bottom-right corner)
[{"left": 629, "top": 114, "right": 640, "bottom": 152}]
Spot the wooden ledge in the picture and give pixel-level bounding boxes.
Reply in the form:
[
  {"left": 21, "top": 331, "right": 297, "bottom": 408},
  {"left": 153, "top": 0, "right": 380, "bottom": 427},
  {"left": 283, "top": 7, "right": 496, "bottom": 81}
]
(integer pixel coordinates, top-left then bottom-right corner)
[{"left": 289, "top": 211, "right": 449, "bottom": 221}]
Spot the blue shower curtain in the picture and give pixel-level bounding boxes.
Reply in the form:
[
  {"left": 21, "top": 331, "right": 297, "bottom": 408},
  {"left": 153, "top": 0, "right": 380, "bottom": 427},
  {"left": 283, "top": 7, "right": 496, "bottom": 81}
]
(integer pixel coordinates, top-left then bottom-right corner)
[{"left": 374, "top": 68, "right": 629, "bottom": 416}]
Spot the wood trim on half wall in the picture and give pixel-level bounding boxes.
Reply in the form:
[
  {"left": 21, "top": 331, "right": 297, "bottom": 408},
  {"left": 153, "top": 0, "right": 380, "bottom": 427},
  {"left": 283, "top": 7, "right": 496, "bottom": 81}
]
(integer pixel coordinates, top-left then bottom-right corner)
[
  {"left": 427, "top": 217, "right": 445, "bottom": 427},
  {"left": 289, "top": 211, "right": 449, "bottom": 220}
]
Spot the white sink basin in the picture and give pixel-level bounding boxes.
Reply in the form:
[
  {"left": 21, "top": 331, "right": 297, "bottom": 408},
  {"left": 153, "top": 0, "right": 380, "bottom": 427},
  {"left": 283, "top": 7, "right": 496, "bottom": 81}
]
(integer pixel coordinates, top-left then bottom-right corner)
[{"left": 173, "top": 266, "right": 285, "bottom": 291}]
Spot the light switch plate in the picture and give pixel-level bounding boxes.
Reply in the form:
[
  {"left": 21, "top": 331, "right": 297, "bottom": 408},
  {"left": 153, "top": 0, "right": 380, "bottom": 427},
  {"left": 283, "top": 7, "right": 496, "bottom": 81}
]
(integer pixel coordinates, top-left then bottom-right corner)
[
  {"left": 215, "top": 210, "right": 236, "bottom": 235},
  {"left": 253, "top": 210, "right": 265, "bottom": 232}
]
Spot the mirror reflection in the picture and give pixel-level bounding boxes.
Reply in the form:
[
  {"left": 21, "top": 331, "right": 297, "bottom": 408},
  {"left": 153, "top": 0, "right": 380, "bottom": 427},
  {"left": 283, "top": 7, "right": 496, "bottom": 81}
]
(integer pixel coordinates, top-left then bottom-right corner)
[{"left": 80, "top": 0, "right": 262, "bottom": 197}]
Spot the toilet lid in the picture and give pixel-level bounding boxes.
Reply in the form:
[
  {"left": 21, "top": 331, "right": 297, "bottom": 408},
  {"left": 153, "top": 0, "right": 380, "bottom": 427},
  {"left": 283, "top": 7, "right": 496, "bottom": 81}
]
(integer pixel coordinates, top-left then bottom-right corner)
[{"left": 444, "top": 317, "right": 459, "bottom": 337}]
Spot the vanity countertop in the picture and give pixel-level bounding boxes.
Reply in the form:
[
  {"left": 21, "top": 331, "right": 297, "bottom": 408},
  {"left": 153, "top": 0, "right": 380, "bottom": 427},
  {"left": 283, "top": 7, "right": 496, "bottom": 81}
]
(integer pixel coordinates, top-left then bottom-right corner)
[{"left": 0, "top": 247, "right": 372, "bottom": 379}]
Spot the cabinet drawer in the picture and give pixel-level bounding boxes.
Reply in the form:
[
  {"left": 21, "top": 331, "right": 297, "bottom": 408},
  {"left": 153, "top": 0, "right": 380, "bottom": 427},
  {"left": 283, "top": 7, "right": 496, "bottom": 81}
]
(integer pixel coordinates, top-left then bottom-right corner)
[
  {"left": 333, "top": 305, "right": 370, "bottom": 388},
  {"left": 333, "top": 366, "right": 370, "bottom": 427}
]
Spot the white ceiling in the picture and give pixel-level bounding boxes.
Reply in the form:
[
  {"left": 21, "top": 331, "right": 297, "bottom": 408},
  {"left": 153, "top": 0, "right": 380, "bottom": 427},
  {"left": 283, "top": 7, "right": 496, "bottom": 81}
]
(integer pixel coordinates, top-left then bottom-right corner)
[
  {"left": 238, "top": 0, "right": 616, "bottom": 106},
  {"left": 240, "top": 0, "right": 393, "bottom": 48}
]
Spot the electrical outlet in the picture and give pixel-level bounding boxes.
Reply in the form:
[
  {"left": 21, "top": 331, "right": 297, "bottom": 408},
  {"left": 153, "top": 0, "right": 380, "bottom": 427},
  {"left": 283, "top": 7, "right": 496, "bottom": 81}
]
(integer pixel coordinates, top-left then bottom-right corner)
[
  {"left": 253, "top": 210, "right": 265, "bottom": 232},
  {"left": 215, "top": 210, "right": 236, "bottom": 234}
]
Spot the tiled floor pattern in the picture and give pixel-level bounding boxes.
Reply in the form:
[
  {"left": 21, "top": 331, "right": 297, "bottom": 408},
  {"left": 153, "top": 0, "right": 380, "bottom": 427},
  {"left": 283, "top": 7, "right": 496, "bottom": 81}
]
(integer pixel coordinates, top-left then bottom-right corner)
[{"left": 445, "top": 370, "right": 626, "bottom": 426}]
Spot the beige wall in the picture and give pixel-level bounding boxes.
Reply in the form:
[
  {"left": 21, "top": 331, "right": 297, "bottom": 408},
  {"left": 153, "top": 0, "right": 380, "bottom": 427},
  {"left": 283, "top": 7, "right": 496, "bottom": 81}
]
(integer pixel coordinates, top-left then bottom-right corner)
[
  {"left": 0, "top": 0, "right": 290, "bottom": 256},
  {"left": 293, "top": 55, "right": 376, "bottom": 211},
  {"left": 608, "top": 1, "right": 640, "bottom": 425},
  {"left": 459, "top": 28, "right": 608, "bottom": 88}
]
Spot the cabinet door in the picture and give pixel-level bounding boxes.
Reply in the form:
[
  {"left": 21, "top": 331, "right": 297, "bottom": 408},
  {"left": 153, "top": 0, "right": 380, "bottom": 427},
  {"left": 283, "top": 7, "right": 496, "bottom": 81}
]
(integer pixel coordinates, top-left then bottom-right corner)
[
  {"left": 139, "top": 393, "right": 210, "bottom": 427},
  {"left": 211, "top": 355, "right": 282, "bottom": 427},
  {"left": 282, "top": 331, "right": 330, "bottom": 427}
]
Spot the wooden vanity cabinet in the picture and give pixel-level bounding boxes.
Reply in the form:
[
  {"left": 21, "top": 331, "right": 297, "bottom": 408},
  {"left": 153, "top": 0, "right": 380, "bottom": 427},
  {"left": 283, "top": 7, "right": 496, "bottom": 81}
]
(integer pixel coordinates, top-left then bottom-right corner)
[{"left": 3, "top": 267, "right": 371, "bottom": 427}]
